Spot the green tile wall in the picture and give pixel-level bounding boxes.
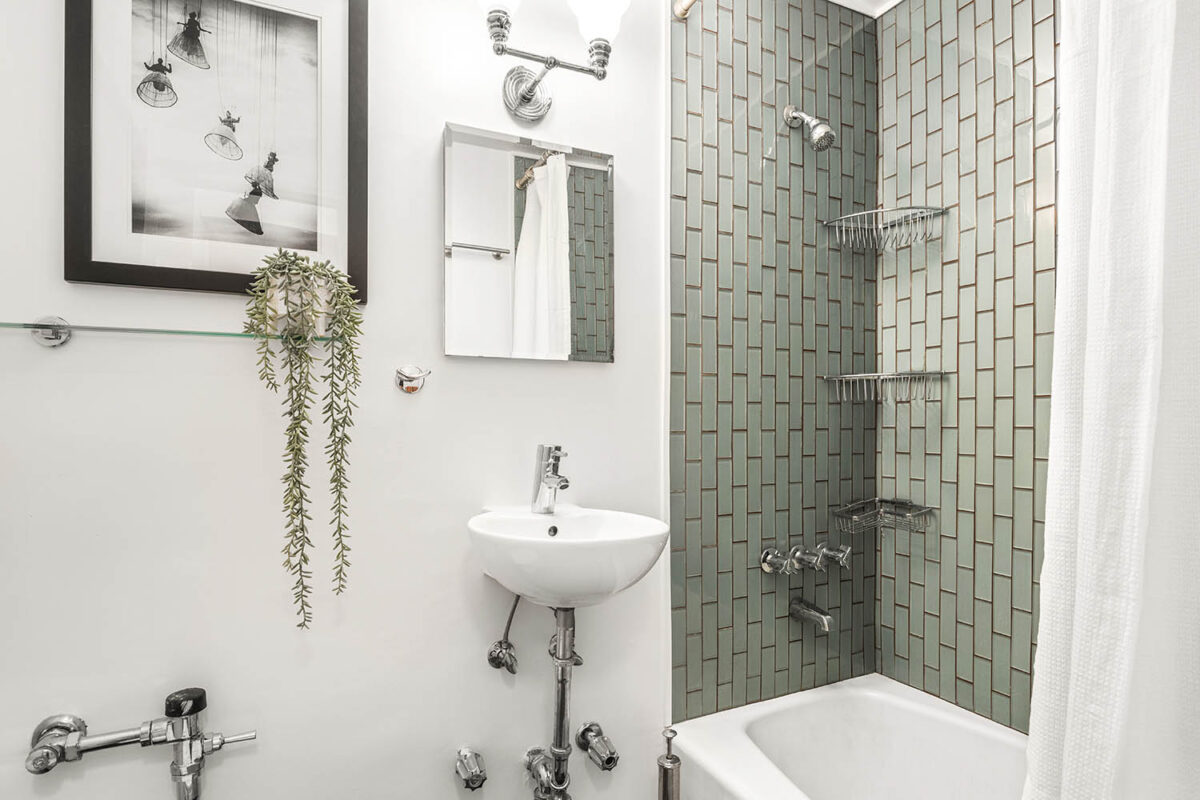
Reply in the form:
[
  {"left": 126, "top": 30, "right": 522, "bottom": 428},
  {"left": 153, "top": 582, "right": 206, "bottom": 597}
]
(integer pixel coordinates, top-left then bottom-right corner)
[
  {"left": 515, "top": 157, "right": 615, "bottom": 362},
  {"left": 874, "top": 0, "right": 1056, "bottom": 732},
  {"left": 669, "top": 0, "right": 881, "bottom": 722}
]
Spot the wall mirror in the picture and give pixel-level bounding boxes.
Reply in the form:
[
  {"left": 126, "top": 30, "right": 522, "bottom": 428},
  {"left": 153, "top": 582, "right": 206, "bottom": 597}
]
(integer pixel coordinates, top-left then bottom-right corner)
[{"left": 443, "top": 123, "right": 614, "bottom": 362}]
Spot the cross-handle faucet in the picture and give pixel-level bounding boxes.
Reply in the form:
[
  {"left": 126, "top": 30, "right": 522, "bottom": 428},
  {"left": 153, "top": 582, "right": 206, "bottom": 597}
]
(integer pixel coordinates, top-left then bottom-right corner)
[
  {"left": 789, "top": 542, "right": 853, "bottom": 572},
  {"left": 25, "top": 688, "right": 256, "bottom": 800},
  {"left": 531, "top": 444, "right": 569, "bottom": 514},
  {"left": 761, "top": 542, "right": 853, "bottom": 575}
]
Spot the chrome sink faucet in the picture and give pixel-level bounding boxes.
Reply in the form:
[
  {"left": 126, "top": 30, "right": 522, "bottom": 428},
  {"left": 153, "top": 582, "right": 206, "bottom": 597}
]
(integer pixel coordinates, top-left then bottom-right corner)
[
  {"left": 532, "top": 444, "right": 569, "bottom": 514},
  {"left": 25, "top": 688, "right": 256, "bottom": 800}
]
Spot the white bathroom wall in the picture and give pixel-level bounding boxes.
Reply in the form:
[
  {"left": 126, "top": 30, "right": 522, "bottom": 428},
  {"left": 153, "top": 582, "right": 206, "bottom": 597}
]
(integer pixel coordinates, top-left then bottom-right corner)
[{"left": 0, "top": 2, "right": 669, "bottom": 799}]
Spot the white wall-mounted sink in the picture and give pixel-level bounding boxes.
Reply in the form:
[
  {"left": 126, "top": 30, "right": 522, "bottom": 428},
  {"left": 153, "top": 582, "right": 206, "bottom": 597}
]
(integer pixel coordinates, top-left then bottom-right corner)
[{"left": 468, "top": 505, "right": 669, "bottom": 608}]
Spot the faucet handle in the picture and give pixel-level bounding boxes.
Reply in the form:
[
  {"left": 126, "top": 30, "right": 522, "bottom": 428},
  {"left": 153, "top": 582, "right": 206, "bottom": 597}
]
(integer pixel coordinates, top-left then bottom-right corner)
[
  {"left": 164, "top": 688, "right": 207, "bottom": 718},
  {"left": 822, "top": 544, "right": 852, "bottom": 570},
  {"left": 760, "top": 548, "right": 791, "bottom": 574},
  {"left": 788, "top": 545, "right": 826, "bottom": 572},
  {"left": 456, "top": 748, "right": 488, "bottom": 791}
]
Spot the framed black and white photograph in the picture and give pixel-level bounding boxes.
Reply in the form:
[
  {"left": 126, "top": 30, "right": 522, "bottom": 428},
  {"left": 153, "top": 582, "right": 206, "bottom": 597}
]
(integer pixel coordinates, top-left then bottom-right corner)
[{"left": 65, "top": 0, "right": 368, "bottom": 300}]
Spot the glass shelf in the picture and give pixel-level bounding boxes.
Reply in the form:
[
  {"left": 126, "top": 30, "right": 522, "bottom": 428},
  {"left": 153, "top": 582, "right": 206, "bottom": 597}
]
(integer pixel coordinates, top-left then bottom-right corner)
[{"left": 0, "top": 319, "right": 331, "bottom": 347}]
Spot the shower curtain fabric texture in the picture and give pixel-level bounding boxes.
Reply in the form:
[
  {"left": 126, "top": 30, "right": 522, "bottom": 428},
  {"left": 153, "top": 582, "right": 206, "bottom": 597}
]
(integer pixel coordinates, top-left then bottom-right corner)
[
  {"left": 1022, "top": 1, "right": 1200, "bottom": 799},
  {"left": 511, "top": 153, "right": 572, "bottom": 361}
]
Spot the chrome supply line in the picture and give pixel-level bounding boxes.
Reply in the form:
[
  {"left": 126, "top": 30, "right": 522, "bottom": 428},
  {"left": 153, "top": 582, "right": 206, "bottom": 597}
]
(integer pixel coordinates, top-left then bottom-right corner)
[{"left": 488, "top": 594, "right": 522, "bottom": 675}]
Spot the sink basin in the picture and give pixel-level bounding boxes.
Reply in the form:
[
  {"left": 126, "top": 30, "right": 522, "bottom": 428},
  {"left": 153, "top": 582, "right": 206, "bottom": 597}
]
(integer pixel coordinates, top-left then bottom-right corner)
[{"left": 468, "top": 505, "right": 670, "bottom": 608}]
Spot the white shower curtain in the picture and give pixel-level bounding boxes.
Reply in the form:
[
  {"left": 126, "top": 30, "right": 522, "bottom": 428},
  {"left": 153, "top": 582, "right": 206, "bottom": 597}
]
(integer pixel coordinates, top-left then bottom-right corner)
[
  {"left": 511, "top": 154, "right": 572, "bottom": 360},
  {"left": 1023, "top": 2, "right": 1200, "bottom": 799}
]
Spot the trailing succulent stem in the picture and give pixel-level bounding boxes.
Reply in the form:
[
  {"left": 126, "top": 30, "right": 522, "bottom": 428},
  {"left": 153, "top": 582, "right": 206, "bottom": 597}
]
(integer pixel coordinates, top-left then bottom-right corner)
[{"left": 246, "top": 250, "right": 363, "bottom": 627}]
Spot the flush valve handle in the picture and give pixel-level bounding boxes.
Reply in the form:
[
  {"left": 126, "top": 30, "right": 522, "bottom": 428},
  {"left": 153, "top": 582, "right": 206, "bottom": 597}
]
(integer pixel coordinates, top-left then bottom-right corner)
[{"left": 164, "top": 688, "right": 208, "bottom": 718}]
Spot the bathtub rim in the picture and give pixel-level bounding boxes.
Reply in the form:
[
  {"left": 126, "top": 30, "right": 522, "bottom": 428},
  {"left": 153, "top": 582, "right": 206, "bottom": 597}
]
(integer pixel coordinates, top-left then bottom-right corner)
[{"left": 671, "top": 673, "right": 1027, "bottom": 800}]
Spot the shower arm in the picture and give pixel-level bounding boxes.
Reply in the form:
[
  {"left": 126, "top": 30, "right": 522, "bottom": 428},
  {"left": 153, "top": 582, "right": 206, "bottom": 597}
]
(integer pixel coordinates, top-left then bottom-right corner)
[{"left": 673, "top": 0, "right": 701, "bottom": 20}]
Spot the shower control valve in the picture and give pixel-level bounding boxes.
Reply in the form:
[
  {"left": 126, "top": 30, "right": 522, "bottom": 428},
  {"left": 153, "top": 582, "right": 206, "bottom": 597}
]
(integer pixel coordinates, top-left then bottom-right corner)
[
  {"left": 789, "top": 546, "right": 825, "bottom": 572},
  {"left": 788, "top": 542, "right": 853, "bottom": 572},
  {"left": 760, "top": 547, "right": 792, "bottom": 574}
]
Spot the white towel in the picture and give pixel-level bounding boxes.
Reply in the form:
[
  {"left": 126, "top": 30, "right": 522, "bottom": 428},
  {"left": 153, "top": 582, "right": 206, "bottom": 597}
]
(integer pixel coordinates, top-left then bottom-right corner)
[{"left": 511, "top": 154, "right": 572, "bottom": 361}]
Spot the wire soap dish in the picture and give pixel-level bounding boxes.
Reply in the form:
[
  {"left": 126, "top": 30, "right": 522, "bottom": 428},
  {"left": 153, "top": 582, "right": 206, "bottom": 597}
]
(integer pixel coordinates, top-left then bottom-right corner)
[
  {"left": 823, "top": 206, "right": 949, "bottom": 249},
  {"left": 833, "top": 498, "right": 936, "bottom": 535},
  {"left": 821, "top": 371, "right": 946, "bottom": 402}
]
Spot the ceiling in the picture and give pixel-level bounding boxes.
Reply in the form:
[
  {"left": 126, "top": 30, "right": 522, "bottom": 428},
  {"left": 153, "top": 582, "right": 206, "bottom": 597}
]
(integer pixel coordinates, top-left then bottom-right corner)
[{"left": 835, "top": 0, "right": 906, "bottom": 17}]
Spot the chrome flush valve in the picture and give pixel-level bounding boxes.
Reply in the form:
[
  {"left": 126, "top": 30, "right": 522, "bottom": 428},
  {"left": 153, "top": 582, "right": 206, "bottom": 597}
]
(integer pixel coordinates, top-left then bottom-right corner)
[
  {"left": 25, "top": 688, "right": 256, "bottom": 800},
  {"left": 576, "top": 722, "right": 619, "bottom": 771},
  {"left": 455, "top": 748, "right": 487, "bottom": 791}
]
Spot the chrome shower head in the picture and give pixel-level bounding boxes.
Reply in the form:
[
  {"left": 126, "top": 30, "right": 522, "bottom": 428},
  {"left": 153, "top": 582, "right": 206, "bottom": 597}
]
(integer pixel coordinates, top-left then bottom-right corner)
[{"left": 783, "top": 105, "right": 837, "bottom": 152}]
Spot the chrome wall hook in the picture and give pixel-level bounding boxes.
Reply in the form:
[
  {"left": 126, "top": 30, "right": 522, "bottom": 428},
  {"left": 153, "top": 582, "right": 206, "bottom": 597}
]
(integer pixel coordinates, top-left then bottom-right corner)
[{"left": 395, "top": 366, "right": 431, "bottom": 394}]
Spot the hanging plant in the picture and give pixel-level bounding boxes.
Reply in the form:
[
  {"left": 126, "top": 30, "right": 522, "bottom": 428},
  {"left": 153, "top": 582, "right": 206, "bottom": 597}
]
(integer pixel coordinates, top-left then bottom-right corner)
[{"left": 245, "top": 250, "right": 363, "bottom": 628}]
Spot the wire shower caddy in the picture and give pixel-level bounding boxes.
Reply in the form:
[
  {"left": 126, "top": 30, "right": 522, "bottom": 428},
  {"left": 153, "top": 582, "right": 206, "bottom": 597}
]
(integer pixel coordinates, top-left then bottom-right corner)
[
  {"left": 823, "top": 206, "right": 949, "bottom": 249},
  {"left": 833, "top": 498, "right": 936, "bottom": 535},
  {"left": 821, "top": 371, "right": 946, "bottom": 402}
]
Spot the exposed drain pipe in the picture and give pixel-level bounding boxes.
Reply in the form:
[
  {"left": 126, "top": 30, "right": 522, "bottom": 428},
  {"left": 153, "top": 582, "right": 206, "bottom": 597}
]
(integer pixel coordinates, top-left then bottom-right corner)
[
  {"left": 549, "top": 608, "right": 577, "bottom": 796},
  {"left": 521, "top": 607, "right": 619, "bottom": 799}
]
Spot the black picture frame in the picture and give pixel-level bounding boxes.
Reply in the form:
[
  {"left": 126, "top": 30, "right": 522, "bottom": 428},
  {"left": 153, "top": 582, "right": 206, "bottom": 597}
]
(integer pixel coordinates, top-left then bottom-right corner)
[{"left": 64, "top": 0, "right": 369, "bottom": 302}]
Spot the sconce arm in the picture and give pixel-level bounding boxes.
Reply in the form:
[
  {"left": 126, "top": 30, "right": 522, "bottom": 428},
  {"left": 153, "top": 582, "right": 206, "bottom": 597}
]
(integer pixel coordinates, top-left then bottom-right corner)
[{"left": 498, "top": 45, "right": 606, "bottom": 80}]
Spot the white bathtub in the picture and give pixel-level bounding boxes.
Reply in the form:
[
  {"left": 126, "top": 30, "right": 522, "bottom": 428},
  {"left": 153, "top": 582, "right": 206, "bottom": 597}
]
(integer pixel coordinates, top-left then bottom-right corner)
[{"left": 673, "top": 674, "right": 1027, "bottom": 800}]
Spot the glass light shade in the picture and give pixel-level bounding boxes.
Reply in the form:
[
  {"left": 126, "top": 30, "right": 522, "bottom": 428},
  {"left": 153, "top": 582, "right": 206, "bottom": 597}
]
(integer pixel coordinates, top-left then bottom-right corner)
[
  {"left": 475, "top": 0, "right": 523, "bottom": 13},
  {"left": 568, "top": 0, "right": 632, "bottom": 43}
]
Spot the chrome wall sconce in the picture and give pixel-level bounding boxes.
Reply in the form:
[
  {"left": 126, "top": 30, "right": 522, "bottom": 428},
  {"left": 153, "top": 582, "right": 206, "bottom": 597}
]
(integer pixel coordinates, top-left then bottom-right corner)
[{"left": 478, "top": 0, "right": 632, "bottom": 122}]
